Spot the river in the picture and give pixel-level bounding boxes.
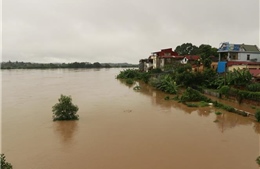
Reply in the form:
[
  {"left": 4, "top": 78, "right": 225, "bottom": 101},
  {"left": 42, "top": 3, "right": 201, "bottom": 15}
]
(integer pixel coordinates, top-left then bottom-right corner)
[{"left": 2, "top": 68, "right": 260, "bottom": 169}]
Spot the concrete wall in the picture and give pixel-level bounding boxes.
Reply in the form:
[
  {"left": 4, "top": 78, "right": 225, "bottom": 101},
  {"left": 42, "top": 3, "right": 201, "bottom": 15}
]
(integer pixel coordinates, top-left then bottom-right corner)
[{"left": 238, "top": 53, "right": 260, "bottom": 61}]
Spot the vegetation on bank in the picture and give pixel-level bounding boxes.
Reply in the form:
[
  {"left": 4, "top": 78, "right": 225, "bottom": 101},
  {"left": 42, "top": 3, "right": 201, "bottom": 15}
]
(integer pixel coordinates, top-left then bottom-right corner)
[
  {"left": 1, "top": 154, "right": 13, "bottom": 169},
  {"left": 1, "top": 61, "right": 138, "bottom": 69},
  {"left": 116, "top": 66, "right": 260, "bottom": 122},
  {"left": 256, "top": 156, "right": 260, "bottom": 165},
  {"left": 52, "top": 95, "right": 79, "bottom": 121}
]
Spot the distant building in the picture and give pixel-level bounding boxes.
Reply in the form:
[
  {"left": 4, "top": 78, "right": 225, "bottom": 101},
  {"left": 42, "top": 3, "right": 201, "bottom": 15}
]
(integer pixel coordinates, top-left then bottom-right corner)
[
  {"left": 218, "top": 42, "right": 260, "bottom": 62},
  {"left": 149, "top": 48, "right": 183, "bottom": 70},
  {"left": 217, "top": 42, "right": 260, "bottom": 76}
]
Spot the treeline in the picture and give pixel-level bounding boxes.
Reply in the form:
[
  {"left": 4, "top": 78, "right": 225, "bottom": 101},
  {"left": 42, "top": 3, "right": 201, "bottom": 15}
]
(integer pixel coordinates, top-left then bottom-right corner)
[{"left": 1, "top": 61, "right": 138, "bottom": 69}]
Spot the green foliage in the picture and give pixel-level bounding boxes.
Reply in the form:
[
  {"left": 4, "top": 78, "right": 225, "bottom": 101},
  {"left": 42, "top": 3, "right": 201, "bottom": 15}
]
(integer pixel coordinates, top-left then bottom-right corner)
[
  {"left": 164, "top": 96, "right": 170, "bottom": 100},
  {"left": 246, "top": 83, "right": 260, "bottom": 92},
  {"left": 52, "top": 95, "right": 79, "bottom": 121},
  {"left": 219, "top": 85, "right": 230, "bottom": 97},
  {"left": 125, "top": 78, "right": 134, "bottom": 85},
  {"left": 137, "top": 72, "right": 151, "bottom": 83},
  {"left": 174, "top": 43, "right": 199, "bottom": 55},
  {"left": 185, "top": 103, "right": 199, "bottom": 107},
  {"left": 149, "top": 68, "right": 162, "bottom": 74},
  {"left": 255, "top": 110, "right": 260, "bottom": 122},
  {"left": 1, "top": 61, "right": 138, "bottom": 69},
  {"left": 198, "top": 101, "right": 209, "bottom": 107},
  {"left": 209, "top": 75, "right": 225, "bottom": 89},
  {"left": 180, "top": 87, "right": 209, "bottom": 102},
  {"left": 150, "top": 74, "right": 178, "bottom": 94},
  {"left": 256, "top": 156, "right": 260, "bottom": 165},
  {"left": 117, "top": 69, "right": 139, "bottom": 79},
  {"left": 225, "top": 68, "right": 252, "bottom": 87},
  {"left": 174, "top": 64, "right": 195, "bottom": 87},
  {"left": 202, "top": 68, "right": 217, "bottom": 87},
  {"left": 1, "top": 154, "right": 13, "bottom": 169},
  {"left": 215, "top": 112, "right": 222, "bottom": 115},
  {"left": 117, "top": 69, "right": 151, "bottom": 83},
  {"left": 213, "top": 101, "right": 235, "bottom": 112}
]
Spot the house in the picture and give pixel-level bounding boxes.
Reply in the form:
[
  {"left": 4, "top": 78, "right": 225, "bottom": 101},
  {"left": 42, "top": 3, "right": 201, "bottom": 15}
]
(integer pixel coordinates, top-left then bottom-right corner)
[
  {"left": 149, "top": 48, "right": 183, "bottom": 70},
  {"left": 139, "top": 58, "right": 153, "bottom": 72},
  {"left": 218, "top": 42, "right": 260, "bottom": 62},
  {"left": 217, "top": 42, "right": 260, "bottom": 74},
  {"left": 180, "top": 55, "right": 200, "bottom": 64}
]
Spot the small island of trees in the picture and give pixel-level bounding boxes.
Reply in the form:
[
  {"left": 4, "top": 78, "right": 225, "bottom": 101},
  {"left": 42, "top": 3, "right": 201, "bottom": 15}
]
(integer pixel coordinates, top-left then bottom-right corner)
[{"left": 52, "top": 95, "right": 79, "bottom": 121}]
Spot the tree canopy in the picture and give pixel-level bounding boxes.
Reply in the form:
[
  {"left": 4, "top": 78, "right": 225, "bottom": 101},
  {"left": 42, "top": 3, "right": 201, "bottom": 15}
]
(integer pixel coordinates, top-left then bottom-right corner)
[{"left": 52, "top": 95, "right": 79, "bottom": 121}]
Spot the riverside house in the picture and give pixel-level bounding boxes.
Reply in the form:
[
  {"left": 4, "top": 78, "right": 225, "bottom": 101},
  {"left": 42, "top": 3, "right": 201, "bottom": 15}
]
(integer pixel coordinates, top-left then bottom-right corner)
[
  {"left": 217, "top": 42, "right": 260, "bottom": 80},
  {"left": 139, "top": 48, "right": 184, "bottom": 72}
]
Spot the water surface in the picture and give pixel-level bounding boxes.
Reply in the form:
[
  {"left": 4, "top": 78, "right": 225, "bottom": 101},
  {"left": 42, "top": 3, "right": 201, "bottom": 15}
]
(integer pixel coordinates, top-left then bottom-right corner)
[{"left": 2, "top": 68, "right": 260, "bottom": 169}]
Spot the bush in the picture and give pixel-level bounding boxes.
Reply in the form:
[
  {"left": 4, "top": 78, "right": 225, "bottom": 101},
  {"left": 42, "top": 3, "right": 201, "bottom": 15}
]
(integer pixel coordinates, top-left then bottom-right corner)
[
  {"left": 150, "top": 74, "right": 178, "bottom": 94},
  {"left": 116, "top": 69, "right": 139, "bottom": 79},
  {"left": 180, "top": 87, "right": 209, "bottom": 102},
  {"left": 1, "top": 154, "right": 13, "bottom": 169},
  {"left": 247, "top": 83, "right": 260, "bottom": 92},
  {"left": 256, "top": 156, "right": 260, "bottom": 165},
  {"left": 215, "top": 112, "right": 222, "bottom": 115},
  {"left": 219, "top": 85, "right": 230, "bottom": 97},
  {"left": 125, "top": 78, "right": 134, "bottom": 85},
  {"left": 52, "top": 95, "right": 79, "bottom": 121},
  {"left": 255, "top": 110, "right": 260, "bottom": 122}
]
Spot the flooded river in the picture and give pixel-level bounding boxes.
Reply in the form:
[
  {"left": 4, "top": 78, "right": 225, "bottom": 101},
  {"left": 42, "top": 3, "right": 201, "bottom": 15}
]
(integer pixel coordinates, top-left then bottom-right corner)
[{"left": 2, "top": 68, "right": 260, "bottom": 169}]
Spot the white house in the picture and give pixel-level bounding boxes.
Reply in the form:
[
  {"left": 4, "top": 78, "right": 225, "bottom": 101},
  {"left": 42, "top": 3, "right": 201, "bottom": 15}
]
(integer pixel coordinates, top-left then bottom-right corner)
[{"left": 218, "top": 42, "right": 260, "bottom": 62}]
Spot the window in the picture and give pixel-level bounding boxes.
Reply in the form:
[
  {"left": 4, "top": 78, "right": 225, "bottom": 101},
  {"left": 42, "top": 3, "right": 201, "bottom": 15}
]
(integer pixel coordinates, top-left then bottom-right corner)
[{"left": 247, "top": 54, "right": 250, "bottom": 60}]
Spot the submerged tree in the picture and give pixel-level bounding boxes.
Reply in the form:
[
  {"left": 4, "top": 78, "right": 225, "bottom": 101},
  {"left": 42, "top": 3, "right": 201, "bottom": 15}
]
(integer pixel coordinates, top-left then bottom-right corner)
[{"left": 52, "top": 95, "right": 79, "bottom": 121}]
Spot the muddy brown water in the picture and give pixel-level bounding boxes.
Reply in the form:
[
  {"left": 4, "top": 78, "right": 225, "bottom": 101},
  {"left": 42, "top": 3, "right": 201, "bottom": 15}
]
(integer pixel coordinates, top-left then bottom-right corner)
[{"left": 2, "top": 68, "right": 260, "bottom": 169}]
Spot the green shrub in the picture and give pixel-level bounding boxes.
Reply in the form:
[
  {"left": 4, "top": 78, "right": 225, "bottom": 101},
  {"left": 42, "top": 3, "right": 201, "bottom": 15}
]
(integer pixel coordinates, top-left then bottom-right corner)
[
  {"left": 116, "top": 69, "right": 139, "bottom": 79},
  {"left": 247, "top": 83, "right": 260, "bottom": 92},
  {"left": 52, "top": 95, "right": 79, "bottom": 121},
  {"left": 255, "top": 110, "right": 260, "bottom": 122},
  {"left": 180, "top": 87, "right": 208, "bottom": 102},
  {"left": 150, "top": 74, "right": 178, "bottom": 94},
  {"left": 215, "top": 112, "right": 222, "bottom": 115},
  {"left": 256, "top": 156, "right": 260, "bottom": 165},
  {"left": 198, "top": 101, "right": 209, "bottom": 107},
  {"left": 164, "top": 96, "right": 170, "bottom": 100},
  {"left": 125, "top": 78, "right": 134, "bottom": 85},
  {"left": 1, "top": 154, "right": 13, "bottom": 169},
  {"left": 219, "top": 85, "right": 230, "bottom": 97},
  {"left": 185, "top": 103, "right": 199, "bottom": 107}
]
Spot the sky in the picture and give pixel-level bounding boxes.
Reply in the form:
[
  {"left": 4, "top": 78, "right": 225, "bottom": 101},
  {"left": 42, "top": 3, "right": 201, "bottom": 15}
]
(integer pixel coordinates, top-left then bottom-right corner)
[{"left": 2, "top": 0, "right": 260, "bottom": 64}]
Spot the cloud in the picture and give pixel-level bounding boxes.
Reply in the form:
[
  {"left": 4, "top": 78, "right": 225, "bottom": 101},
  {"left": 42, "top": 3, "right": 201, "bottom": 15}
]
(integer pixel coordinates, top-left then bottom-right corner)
[{"left": 2, "top": 0, "right": 259, "bottom": 63}]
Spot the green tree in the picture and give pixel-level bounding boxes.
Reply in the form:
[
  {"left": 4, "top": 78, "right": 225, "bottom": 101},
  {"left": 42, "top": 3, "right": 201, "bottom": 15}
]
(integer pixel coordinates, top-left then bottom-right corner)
[
  {"left": 174, "top": 43, "right": 199, "bottom": 55},
  {"left": 52, "top": 95, "right": 79, "bottom": 121},
  {"left": 1, "top": 154, "right": 13, "bottom": 169},
  {"left": 93, "top": 62, "right": 102, "bottom": 68}
]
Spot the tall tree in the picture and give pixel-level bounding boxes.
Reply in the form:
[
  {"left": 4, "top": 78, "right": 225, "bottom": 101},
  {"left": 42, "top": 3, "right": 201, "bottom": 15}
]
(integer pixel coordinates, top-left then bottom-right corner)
[{"left": 174, "top": 43, "right": 199, "bottom": 55}]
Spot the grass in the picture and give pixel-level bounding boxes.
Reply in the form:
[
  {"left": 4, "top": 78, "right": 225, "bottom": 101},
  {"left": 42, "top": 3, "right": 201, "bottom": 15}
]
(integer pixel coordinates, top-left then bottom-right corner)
[{"left": 198, "top": 101, "right": 209, "bottom": 107}]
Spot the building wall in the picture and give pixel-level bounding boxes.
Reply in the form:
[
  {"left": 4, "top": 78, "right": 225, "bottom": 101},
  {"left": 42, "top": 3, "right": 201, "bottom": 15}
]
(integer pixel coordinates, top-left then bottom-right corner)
[
  {"left": 228, "top": 64, "right": 260, "bottom": 71},
  {"left": 238, "top": 53, "right": 260, "bottom": 61}
]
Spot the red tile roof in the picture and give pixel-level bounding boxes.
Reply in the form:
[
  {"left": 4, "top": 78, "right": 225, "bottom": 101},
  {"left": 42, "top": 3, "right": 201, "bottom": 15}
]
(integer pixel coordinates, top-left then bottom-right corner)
[{"left": 183, "top": 55, "right": 200, "bottom": 60}]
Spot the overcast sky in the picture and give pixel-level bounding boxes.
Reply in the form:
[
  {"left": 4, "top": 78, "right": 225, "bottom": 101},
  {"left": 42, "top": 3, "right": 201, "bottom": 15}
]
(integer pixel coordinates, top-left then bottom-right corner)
[{"left": 2, "top": 0, "right": 260, "bottom": 64}]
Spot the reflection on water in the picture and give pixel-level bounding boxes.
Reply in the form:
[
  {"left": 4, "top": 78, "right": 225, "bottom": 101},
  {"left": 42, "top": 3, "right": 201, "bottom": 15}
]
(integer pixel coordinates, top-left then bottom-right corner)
[{"left": 53, "top": 121, "right": 78, "bottom": 144}]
